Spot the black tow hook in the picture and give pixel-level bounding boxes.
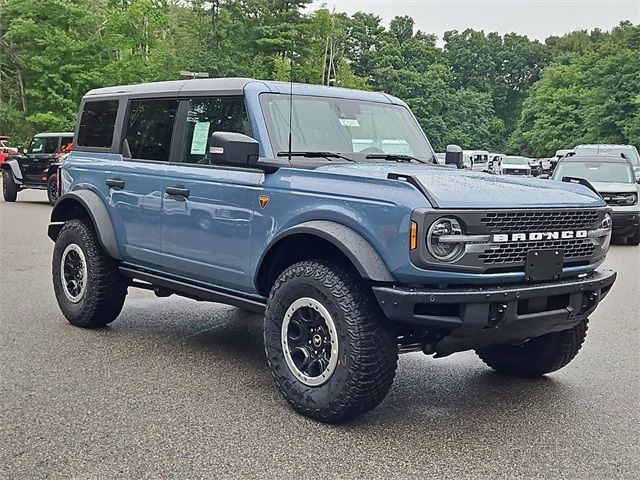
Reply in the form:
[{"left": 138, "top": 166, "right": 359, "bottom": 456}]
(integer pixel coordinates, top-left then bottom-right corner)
[{"left": 581, "top": 292, "right": 599, "bottom": 313}]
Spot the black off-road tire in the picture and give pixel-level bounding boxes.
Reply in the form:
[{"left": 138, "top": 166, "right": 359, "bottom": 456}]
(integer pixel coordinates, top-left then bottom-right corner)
[
  {"left": 627, "top": 226, "right": 640, "bottom": 246},
  {"left": 47, "top": 173, "right": 58, "bottom": 206},
  {"left": 264, "top": 260, "right": 398, "bottom": 423},
  {"left": 476, "top": 319, "right": 588, "bottom": 378},
  {"left": 2, "top": 170, "right": 18, "bottom": 202},
  {"left": 52, "top": 218, "right": 127, "bottom": 327}
]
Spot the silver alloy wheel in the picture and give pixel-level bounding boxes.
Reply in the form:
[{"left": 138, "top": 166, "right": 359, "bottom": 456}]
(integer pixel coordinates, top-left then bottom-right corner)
[
  {"left": 60, "top": 243, "right": 88, "bottom": 303},
  {"left": 281, "top": 297, "right": 339, "bottom": 387}
]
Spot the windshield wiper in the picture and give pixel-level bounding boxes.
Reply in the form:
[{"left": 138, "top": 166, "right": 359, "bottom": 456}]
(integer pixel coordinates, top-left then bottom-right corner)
[
  {"left": 277, "top": 151, "right": 356, "bottom": 162},
  {"left": 365, "top": 153, "right": 428, "bottom": 164}
]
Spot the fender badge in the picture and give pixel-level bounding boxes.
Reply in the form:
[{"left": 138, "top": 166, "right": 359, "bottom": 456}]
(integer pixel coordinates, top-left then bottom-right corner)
[{"left": 258, "top": 194, "right": 270, "bottom": 208}]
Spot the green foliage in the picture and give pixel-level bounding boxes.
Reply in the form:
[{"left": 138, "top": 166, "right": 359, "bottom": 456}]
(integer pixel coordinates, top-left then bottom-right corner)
[{"left": 0, "top": 0, "right": 637, "bottom": 156}]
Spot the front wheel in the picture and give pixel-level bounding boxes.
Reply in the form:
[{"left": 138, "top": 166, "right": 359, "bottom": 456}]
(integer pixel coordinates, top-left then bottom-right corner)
[
  {"left": 476, "top": 319, "right": 588, "bottom": 378},
  {"left": 2, "top": 170, "right": 18, "bottom": 202},
  {"left": 264, "top": 260, "right": 398, "bottom": 423},
  {"left": 47, "top": 173, "right": 58, "bottom": 205},
  {"left": 52, "top": 218, "right": 127, "bottom": 327}
]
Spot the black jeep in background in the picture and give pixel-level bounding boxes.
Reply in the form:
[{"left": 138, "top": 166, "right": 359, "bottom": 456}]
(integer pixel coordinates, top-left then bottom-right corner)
[{"left": 1, "top": 132, "right": 73, "bottom": 205}]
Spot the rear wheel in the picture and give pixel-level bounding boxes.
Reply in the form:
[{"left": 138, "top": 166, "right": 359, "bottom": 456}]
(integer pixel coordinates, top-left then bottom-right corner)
[
  {"left": 264, "top": 260, "right": 398, "bottom": 423},
  {"left": 476, "top": 319, "right": 588, "bottom": 378},
  {"left": 2, "top": 170, "right": 17, "bottom": 202},
  {"left": 628, "top": 226, "right": 640, "bottom": 246},
  {"left": 52, "top": 218, "right": 127, "bottom": 327},
  {"left": 47, "top": 173, "right": 58, "bottom": 205}
]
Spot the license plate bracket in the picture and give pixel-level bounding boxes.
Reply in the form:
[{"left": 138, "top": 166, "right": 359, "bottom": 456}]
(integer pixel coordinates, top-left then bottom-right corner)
[{"left": 525, "top": 249, "right": 564, "bottom": 282}]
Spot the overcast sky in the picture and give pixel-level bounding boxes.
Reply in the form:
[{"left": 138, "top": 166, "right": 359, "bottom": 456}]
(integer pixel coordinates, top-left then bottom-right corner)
[{"left": 308, "top": 0, "right": 640, "bottom": 44}]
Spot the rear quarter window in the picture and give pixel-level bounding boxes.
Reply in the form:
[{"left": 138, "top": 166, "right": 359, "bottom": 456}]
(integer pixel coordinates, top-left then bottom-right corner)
[{"left": 77, "top": 100, "right": 119, "bottom": 148}]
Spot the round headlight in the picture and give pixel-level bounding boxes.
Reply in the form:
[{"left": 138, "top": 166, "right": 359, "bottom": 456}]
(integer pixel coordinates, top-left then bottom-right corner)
[
  {"left": 427, "top": 217, "right": 465, "bottom": 262},
  {"left": 623, "top": 193, "right": 637, "bottom": 205},
  {"left": 600, "top": 213, "right": 612, "bottom": 251}
]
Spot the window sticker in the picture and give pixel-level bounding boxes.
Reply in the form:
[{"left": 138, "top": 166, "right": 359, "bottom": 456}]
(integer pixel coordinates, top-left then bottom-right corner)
[
  {"left": 339, "top": 118, "right": 360, "bottom": 127},
  {"left": 191, "top": 121, "right": 210, "bottom": 155}
]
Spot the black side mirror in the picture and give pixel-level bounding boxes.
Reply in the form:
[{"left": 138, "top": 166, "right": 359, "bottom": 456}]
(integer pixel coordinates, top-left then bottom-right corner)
[
  {"left": 209, "top": 132, "right": 259, "bottom": 166},
  {"left": 445, "top": 144, "right": 463, "bottom": 169}
]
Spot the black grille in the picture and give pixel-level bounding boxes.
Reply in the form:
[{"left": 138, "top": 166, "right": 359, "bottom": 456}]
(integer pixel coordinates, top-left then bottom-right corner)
[
  {"left": 481, "top": 210, "right": 600, "bottom": 233},
  {"left": 479, "top": 239, "right": 596, "bottom": 265}
]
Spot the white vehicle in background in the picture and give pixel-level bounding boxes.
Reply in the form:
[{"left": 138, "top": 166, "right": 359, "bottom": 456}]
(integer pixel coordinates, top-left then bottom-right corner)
[
  {"left": 501, "top": 155, "right": 532, "bottom": 176},
  {"left": 574, "top": 144, "right": 640, "bottom": 181},
  {"left": 435, "top": 152, "right": 446, "bottom": 164},
  {"left": 463, "top": 150, "right": 489, "bottom": 171},
  {"left": 488, "top": 153, "right": 505, "bottom": 174}
]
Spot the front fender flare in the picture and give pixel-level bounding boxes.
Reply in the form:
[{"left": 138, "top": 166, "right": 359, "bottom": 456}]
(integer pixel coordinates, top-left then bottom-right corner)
[
  {"left": 256, "top": 220, "right": 395, "bottom": 287},
  {"left": 2, "top": 159, "right": 23, "bottom": 183},
  {"left": 48, "top": 190, "right": 122, "bottom": 260}
]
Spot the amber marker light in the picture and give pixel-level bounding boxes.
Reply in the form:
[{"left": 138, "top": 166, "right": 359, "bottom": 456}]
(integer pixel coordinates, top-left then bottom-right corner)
[{"left": 410, "top": 221, "right": 418, "bottom": 250}]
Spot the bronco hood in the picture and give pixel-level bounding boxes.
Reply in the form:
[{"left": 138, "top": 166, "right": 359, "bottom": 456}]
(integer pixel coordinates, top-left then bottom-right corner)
[{"left": 317, "top": 163, "right": 605, "bottom": 209}]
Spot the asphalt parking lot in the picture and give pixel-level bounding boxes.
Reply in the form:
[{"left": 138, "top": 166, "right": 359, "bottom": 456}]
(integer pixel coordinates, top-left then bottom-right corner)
[{"left": 1, "top": 190, "right": 639, "bottom": 479}]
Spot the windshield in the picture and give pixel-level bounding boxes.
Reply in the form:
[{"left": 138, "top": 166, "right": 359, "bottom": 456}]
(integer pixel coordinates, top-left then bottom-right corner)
[
  {"left": 553, "top": 161, "right": 634, "bottom": 183},
  {"left": 503, "top": 156, "right": 530, "bottom": 165},
  {"left": 574, "top": 145, "right": 640, "bottom": 166},
  {"left": 260, "top": 94, "right": 434, "bottom": 161}
]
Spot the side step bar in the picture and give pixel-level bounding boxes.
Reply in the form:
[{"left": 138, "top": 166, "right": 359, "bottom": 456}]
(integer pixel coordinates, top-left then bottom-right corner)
[{"left": 119, "top": 267, "right": 266, "bottom": 314}]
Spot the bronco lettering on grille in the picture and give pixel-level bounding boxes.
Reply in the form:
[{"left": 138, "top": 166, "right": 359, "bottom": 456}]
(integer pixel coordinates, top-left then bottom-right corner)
[{"left": 492, "top": 230, "right": 588, "bottom": 243}]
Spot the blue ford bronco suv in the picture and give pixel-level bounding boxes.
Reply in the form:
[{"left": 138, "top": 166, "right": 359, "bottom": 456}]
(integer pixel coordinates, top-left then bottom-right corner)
[{"left": 48, "top": 78, "right": 616, "bottom": 422}]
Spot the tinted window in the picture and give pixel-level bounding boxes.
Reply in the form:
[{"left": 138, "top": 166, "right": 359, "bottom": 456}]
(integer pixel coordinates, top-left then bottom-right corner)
[
  {"left": 127, "top": 99, "right": 178, "bottom": 161},
  {"left": 61, "top": 136, "right": 73, "bottom": 149},
  {"left": 182, "top": 97, "right": 251, "bottom": 164},
  {"left": 42, "top": 137, "right": 58, "bottom": 154},
  {"left": 77, "top": 100, "right": 119, "bottom": 148}
]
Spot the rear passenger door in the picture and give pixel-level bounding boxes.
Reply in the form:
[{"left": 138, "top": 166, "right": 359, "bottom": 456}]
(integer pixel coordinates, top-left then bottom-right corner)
[
  {"left": 161, "top": 96, "right": 262, "bottom": 291},
  {"left": 109, "top": 99, "right": 178, "bottom": 267}
]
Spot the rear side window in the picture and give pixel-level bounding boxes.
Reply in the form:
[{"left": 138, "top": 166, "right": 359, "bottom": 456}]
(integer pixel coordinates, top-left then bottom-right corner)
[
  {"left": 60, "top": 136, "right": 73, "bottom": 150},
  {"left": 77, "top": 100, "right": 119, "bottom": 148},
  {"left": 181, "top": 97, "right": 252, "bottom": 164},
  {"left": 126, "top": 99, "right": 178, "bottom": 161}
]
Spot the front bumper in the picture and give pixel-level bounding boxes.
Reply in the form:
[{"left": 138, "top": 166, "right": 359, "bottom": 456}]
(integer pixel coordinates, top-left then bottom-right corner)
[
  {"left": 612, "top": 212, "right": 639, "bottom": 237},
  {"left": 373, "top": 269, "right": 616, "bottom": 355}
]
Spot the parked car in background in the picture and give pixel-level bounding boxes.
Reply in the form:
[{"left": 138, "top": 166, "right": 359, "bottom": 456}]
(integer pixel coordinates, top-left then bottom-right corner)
[
  {"left": 488, "top": 153, "right": 505, "bottom": 174},
  {"left": 463, "top": 150, "right": 489, "bottom": 171},
  {"left": 0, "top": 136, "right": 18, "bottom": 165},
  {"left": 1, "top": 132, "right": 73, "bottom": 205},
  {"left": 573, "top": 144, "right": 640, "bottom": 181},
  {"left": 501, "top": 155, "right": 532, "bottom": 176},
  {"left": 528, "top": 158, "right": 543, "bottom": 177},
  {"left": 552, "top": 155, "right": 640, "bottom": 245}
]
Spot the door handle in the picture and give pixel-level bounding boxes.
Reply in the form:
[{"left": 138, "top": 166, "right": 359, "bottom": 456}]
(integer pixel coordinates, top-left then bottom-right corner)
[
  {"left": 106, "top": 178, "right": 125, "bottom": 189},
  {"left": 165, "top": 186, "right": 190, "bottom": 197}
]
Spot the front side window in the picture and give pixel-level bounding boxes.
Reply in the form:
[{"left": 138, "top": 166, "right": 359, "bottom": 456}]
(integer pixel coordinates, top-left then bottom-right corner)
[
  {"left": 28, "top": 138, "right": 43, "bottom": 154},
  {"left": 260, "top": 93, "right": 433, "bottom": 160},
  {"left": 77, "top": 100, "right": 119, "bottom": 148},
  {"left": 182, "top": 97, "right": 252, "bottom": 164},
  {"left": 126, "top": 99, "right": 178, "bottom": 161}
]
